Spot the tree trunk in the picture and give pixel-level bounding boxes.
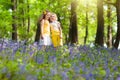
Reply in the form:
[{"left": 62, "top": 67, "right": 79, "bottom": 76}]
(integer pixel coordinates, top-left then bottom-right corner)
[
  {"left": 69, "top": 0, "right": 78, "bottom": 44},
  {"left": 22, "top": 4, "right": 25, "bottom": 27},
  {"left": 84, "top": 2, "right": 88, "bottom": 45},
  {"left": 18, "top": 0, "right": 25, "bottom": 27},
  {"left": 113, "top": 0, "right": 120, "bottom": 49},
  {"left": 35, "top": 17, "right": 41, "bottom": 43},
  {"left": 27, "top": 0, "right": 30, "bottom": 32},
  {"left": 11, "top": 0, "right": 17, "bottom": 41},
  {"left": 95, "top": 0, "right": 104, "bottom": 46},
  {"left": 20, "top": 0, "right": 25, "bottom": 27},
  {"left": 107, "top": 0, "right": 113, "bottom": 48}
]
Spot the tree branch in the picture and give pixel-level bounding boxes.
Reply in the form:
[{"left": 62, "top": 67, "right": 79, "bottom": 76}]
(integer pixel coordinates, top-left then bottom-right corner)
[{"left": 104, "top": 1, "right": 116, "bottom": 7}]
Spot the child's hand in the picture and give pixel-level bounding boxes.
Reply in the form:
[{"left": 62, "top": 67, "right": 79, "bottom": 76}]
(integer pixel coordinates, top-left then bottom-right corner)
[
  {"left": 41, "top": 35, "right": 44, "bottom": 39},
  {"left": 60, "top": 36, "right": 62, "bottom": 39}
]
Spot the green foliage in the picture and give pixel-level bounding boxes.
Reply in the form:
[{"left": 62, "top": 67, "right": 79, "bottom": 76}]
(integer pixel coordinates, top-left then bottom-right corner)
[{"left": 0, "top": 10, "right": 12, "bottom": 38}]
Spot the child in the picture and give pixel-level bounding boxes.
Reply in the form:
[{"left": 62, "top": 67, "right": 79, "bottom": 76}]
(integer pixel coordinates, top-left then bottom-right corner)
[
  {"left": 50, "top": 13, "right": 63, "bottom": 48},
  {"left": 39, "top": 11, "right": 52, "bottom": 47}
]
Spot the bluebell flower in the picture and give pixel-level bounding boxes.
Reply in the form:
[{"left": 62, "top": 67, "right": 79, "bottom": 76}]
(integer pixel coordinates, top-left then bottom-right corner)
[
  {"left": 33, "top": 42, "right": 38, "bottom": 46},
  {"left": 2, "top": 67, "right": 7, "bottom": 73},
  {"left": 79, "top": 62, "right": 84, "bottom": 67},
  {"left": 50, "top": 68, "right": 57, "bottom": 75},
  {"left": 19, "top": 64, "right": 26, "bottom": 73},
  {"left": 6, "top": 73, "right": 11, "bottom": 79},
  {"left": 105, "top": 68, "right": 110, "bottom": 78},
  {"left": 49, "top": 56, "right": 56, "bottom": 63},
  {"left": 61, "top": 71, "right": 69, "bottom": 80},
  {"left": 26, "top": 75, "right": 37, "bottom": 80},
  {"left": 0, "top": 43, "right": 2, "bottom": 48},
  {"left": 69, "top": 47, "right": 73, "bottom": 55},
  {"left": 85, "top": 73, "right": 93, "bottom": 80},
  {"left": 36, "top": 56, "right": 44, "bottom": 64},
  {"left": 113, "top": 66, "right": 118, "bottom": 71},
  {"left": 21, "top": 45, "right": 27, "bottom": 53},
  {"left": 38, "top": 45, "right": 43, "bottom": 50},
  {"left": 117, "top": 76, "right": 120, "bottom": 80},
  {"left": 29, "top": 51, "right": 34, "bottom": 56},
  {"left": 74, "top": 66, "right": 80, "bottom": 73}
]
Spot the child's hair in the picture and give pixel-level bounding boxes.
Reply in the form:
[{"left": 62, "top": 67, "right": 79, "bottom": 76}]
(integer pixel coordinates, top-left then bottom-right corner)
[
  {"left": 42, "top": 10, "right": 50, "bottom": 19},
  {"left": 38, "top": 10, "right": 50, "bottom": 22}
]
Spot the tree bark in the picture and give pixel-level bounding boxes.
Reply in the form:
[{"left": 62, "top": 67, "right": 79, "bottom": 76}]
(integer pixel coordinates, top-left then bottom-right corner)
[
  {"left": 27, "top": 0, "right": 30, "bottom": 32},
  {"left": 107, "top": 0, "right": 112, "bottom": 48},
  {"left": 69, "top": 0, "right": 78, "bottom": 44},
  {"left": 11, "top": 0, "right": 17, "bottom": 41},
  {"left": 95, "top": 0, "right": 104, "bottom": 46},
  {"left": 113, "top": 0, "right": 120, "bottom": 49},
  {"left": 21, "top": 0, "right": 25, "bottom": 27},
  {"left": 22, "top": 5, "right": 25, "bottom": 27},
  {"left": 84, "top": 2, "right": 88, "bottom": 45}
]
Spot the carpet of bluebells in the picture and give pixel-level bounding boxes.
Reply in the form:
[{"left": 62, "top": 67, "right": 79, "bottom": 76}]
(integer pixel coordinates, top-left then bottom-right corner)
[{"left": 0, "top": 39, "right": 120, "bottom": 80}]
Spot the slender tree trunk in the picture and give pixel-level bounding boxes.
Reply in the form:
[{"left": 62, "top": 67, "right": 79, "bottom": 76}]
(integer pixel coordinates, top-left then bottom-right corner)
[
  {"left": 69, "top": 0, "right": 78, "bottom": 44},
  {"left": 22, "top": 5, "right": 25, "bottom": 27},
  {"left": 84, "top": 2, "right": 88, "bottom": 45},
  {"left": 20, "top": 0, "right": 25, "bottom": 27},
  {"left": 107, "top": 0, "right": 112, "bottom": 48},
  {"left": 11, "top": 0, "right": 17, "bottom": 41},
  {"left": 18, "top": 0, "right": 25, "bottom": 27},
  {"left": 95, "top": 0, "right": 104, "bottom": 46},
  {"left": 27, "top": 0, "right": 30, "bottom": 32},
  {"left": 113, "top": 0, "right": 120, "bottom": 49}
]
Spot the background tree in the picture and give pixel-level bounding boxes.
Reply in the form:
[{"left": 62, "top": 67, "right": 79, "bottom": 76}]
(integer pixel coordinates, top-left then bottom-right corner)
[
  {"left": 113, "top": 0, "right": 120, "bottom": 49},
  {"left": 11, "top": 0, "right": 17, "bottom": 41},
  {"left": 95, "top": 0, "right": 104, "bottom": 46},
  {"left": 27, "top": 0, "right": 30, "bottom": 33},
  {"left": 34, "top": 15, "right": 42, "bottom": 42},
  {"left": 69, "top": 0, "right": 78, "bottom": 44},
  {"left": 84, "top": 1, "right": 89, "bottom": 44},
  {"left": 106, "top": 0, "right": 113, "bottom": 48}
]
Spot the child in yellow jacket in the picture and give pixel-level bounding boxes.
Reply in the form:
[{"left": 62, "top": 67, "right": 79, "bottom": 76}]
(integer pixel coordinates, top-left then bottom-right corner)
[{"left": 50, "top": 13, "right": 63, "bottom": 48}]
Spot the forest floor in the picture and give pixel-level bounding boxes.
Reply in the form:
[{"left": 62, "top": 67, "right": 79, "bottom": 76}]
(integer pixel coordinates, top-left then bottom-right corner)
[{"left": 0, "top": 40, "right": 120, "bottom": 80}]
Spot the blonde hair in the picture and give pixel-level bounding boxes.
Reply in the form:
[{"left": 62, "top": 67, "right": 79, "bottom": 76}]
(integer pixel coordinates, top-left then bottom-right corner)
[{"left": 51, "top": 13, "right": 58, "bottom": 21}]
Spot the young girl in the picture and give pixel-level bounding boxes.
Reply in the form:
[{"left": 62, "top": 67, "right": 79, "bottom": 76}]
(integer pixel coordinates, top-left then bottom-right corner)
[
  {"left": 50, "top": 13, "right": 63, "bottom": 48},
  {"left": 39, "top": 11, "right": 52, "bottom": 47}
]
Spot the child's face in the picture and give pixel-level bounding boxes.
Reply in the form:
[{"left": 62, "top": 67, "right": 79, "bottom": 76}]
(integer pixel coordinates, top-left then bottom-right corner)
[
  {"left": 45, "top": 12, "right": 51, "bottom": 20},
  {"left": 50, "top": 15, "right": 57, "bottom": 22}
]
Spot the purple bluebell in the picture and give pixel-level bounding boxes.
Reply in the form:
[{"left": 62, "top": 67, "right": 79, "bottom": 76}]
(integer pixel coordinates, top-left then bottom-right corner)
[
  {"left": 50, "top": 68, "right": 57, "bottom": 75},
  {"left": 117, "top": 76, "right": 120, "bottom": 80},
  {"left": 19, "top": 64, "right": 26, "bottom": 73},
  {"left": 61, "top": 71, "right": 69, "bottom": 80},
  {"left": 49, "top": 56, "right": 56, "bottom": 63},
  {"left": 2, "top": 67, "right": 7, "bottom": 73},
  {"left": 6, "top": 73, "right": 11, "bottom": 79},
  {"left": 26, "top": 75, "right": 37, "bottom": 80},
  {"left": 36, "top": 56, "right": 44, "bottom": 64},
  {"left": 113, "top": 66, "right": 118, "bottom": 71}
]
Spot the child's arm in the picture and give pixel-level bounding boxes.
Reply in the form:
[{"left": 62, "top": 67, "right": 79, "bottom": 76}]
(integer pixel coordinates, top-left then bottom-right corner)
[
  {"left": 58, "top": 22, "right": 62, "bottom": 38},
  {"left": 59, "top": 27, "right": 62, "bottom": 38}
]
